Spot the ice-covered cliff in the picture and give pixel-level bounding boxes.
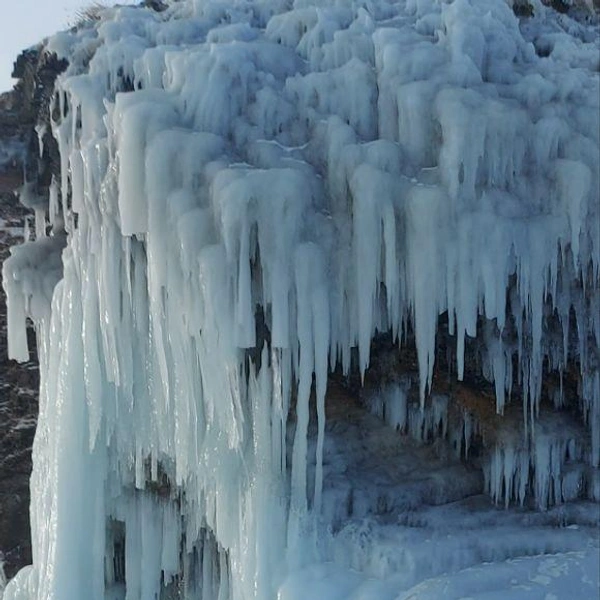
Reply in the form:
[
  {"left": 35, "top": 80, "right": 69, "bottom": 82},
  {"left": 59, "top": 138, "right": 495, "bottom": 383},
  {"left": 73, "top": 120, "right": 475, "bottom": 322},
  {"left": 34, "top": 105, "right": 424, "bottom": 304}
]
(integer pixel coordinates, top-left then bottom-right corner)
[
  {"left": 2, "top": 0, "right": 599, "bottom": 598},
  {"left": 0, "top": 47, "right": 68, "bottom": 582}
]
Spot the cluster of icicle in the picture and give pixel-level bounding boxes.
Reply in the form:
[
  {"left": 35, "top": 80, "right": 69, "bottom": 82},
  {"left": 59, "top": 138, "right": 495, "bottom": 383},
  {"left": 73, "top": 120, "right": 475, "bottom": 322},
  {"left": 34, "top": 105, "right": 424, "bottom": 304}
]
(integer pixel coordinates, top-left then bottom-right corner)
[
  {"left": 2, "top": 0, "right": 598, "bottom": 598},
  {"left": 365, "top": 379, "right": 597, "bottom": 510}
]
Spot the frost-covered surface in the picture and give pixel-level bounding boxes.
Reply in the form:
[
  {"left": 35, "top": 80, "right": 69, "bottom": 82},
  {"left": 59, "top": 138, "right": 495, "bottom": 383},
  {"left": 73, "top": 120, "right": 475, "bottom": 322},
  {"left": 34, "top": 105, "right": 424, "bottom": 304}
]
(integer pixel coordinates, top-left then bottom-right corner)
[{"left": 2, "top": 0, "right": 599, "bottom": 598}]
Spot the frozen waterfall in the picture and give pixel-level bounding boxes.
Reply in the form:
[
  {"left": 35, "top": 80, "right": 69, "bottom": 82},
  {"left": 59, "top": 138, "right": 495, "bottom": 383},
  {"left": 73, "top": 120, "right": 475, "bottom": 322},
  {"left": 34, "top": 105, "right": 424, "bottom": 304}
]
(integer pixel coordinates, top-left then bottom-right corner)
[{"left": 2, "top": 0, "right": 599, "bottom": 598}]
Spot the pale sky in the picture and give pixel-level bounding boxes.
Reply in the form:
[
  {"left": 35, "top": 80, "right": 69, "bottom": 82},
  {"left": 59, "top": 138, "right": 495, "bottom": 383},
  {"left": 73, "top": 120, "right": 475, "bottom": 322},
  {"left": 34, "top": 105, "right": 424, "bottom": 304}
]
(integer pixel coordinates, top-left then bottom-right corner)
[{"left": 0, "top": 0, "right": 135, "bottom": 93}]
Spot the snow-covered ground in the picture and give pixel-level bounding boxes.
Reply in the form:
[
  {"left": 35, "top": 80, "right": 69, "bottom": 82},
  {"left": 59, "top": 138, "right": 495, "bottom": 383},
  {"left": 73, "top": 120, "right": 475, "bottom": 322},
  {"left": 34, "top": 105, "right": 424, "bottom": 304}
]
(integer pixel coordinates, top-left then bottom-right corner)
[
  {"left": 279, "top": 550, "right": 600, "bottom": 600},
  {"left": 1, "top": 0, "right": 599, "bottom": 598}
]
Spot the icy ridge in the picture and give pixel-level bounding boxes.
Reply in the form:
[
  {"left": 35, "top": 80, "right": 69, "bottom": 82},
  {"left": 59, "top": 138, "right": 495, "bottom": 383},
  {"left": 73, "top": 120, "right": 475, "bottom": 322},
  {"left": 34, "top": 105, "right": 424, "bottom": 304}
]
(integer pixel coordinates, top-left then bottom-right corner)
[{"left": 2, "top": 0, "right": 599, "bottom": 598}]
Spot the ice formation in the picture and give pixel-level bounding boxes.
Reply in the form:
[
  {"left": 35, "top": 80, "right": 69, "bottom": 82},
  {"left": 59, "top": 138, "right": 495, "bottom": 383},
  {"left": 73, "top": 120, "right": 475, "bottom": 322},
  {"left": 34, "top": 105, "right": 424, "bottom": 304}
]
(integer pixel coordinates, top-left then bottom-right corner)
[{"left": 2, "top": 0, "right": 599, "bottom": 598}]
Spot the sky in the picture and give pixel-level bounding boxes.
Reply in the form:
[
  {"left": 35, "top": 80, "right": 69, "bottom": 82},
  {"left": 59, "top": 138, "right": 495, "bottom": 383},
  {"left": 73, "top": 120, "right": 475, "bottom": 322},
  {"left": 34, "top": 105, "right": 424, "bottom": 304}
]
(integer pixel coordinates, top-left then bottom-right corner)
[{"left": 0, "top": 0, "right": 135, "bottom": 93}]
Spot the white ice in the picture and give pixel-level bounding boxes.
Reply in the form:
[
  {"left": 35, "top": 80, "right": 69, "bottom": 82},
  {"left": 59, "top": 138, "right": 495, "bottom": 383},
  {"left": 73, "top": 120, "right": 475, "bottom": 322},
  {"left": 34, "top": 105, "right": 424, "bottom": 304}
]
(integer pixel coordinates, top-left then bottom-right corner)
[{"left": 2, "top": 0, "right": 599, "bottom": 599}]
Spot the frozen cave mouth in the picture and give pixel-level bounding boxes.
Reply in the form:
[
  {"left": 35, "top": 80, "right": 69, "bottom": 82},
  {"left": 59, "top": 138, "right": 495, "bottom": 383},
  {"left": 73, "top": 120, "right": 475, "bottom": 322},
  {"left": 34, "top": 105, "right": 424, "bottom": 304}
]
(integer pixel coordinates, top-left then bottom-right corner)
[
  {"left": 1, "top": 0, "right": 599, "bottom": 598},
  {"left": 98, "top": 356, "right": 598, "bottom": 599},
  {"left": 100, "top": 333, "right": 599, "bottom": 598},
  {"left": 305, "top": 340, "right": 599, "bottom": 595}
]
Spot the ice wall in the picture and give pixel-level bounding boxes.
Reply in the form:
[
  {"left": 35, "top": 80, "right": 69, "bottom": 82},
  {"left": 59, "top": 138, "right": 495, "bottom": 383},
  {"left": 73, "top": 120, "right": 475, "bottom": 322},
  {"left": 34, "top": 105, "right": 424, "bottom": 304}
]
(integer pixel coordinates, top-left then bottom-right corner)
[{"left": 2, "top": 0, "right": 599, "bottom": 598}]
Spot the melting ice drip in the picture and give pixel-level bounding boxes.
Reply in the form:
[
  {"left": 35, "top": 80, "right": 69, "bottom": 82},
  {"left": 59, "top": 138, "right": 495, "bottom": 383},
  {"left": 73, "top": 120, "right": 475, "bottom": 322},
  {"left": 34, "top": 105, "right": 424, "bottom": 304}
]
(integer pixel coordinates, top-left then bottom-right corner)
[{"left": 2, "top": 0, "right": 599, "bottom": 598}]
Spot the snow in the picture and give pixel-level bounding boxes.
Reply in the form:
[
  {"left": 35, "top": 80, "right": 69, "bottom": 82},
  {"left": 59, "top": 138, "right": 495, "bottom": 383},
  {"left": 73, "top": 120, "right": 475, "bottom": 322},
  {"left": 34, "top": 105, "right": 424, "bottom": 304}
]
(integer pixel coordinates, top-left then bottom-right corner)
[
  {"left": 2, "top": 0, "right": 599, "bottom": 599},
  {"left": 393, "top": 549, "right": 600, "bottom": 600},
  {"left": 278, "top": 549, "right": 600, "bottom": 600}
]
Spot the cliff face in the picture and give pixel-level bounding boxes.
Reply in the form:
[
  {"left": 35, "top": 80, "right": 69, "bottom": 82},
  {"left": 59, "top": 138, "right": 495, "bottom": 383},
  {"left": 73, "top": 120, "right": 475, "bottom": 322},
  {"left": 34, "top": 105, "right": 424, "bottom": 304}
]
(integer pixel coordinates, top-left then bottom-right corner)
[
  {"left": 0, "top": 48, "right": 65, "bottom": 580},
  {"left": 1, "top": 1, "right": 599, "bottom": 598}
]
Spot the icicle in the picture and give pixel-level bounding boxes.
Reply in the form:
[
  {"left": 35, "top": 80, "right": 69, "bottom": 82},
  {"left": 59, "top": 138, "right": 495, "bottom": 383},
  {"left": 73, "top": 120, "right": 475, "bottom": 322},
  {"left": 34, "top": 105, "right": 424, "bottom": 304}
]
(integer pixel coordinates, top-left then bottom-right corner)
[
  {"left": 290, "top": 244, "right": 316, "bottom": 514},
  {"left": 22, "top": 216, "right": 31, "bottom": 243},
  {"left": 35, "top": 123, "right": 47, "bottom": 158},
  {"left": 34, "top": 208, "right": 46, "bottom": 239}
]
